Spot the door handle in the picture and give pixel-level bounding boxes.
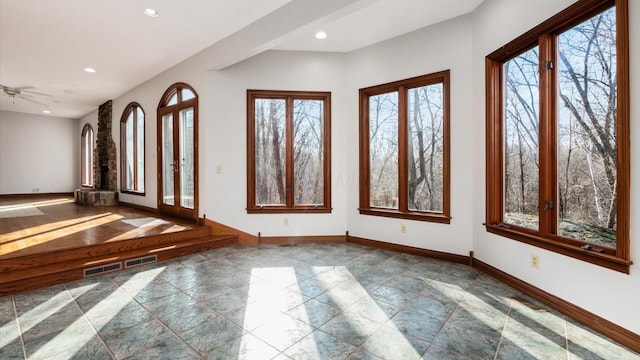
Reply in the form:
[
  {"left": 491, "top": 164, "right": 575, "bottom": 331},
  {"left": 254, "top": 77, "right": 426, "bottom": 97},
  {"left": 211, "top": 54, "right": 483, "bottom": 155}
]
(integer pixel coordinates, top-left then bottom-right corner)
[{"left": 169, "top": 160, "right": 179, "bottom": 173}]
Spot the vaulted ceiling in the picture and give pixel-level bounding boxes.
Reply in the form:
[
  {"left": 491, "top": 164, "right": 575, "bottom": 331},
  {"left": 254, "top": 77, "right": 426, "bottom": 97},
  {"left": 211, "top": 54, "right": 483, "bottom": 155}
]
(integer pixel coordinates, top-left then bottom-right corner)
[{"left": 0, "top": 0, "right": 483, "bottom": 118}]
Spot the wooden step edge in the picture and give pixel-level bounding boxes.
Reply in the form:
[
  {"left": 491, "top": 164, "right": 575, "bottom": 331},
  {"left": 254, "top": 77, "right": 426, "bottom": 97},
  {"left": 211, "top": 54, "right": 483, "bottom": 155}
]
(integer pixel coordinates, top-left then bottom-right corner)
[
  {"left": 0, "top": 234, "right": 237, "bottom": 296},
  {"left": 0, "top": 226, "right": 214, "bottom": 272},
  {"left": 1, "top": 234, "right": 237, "bottom": 285}
]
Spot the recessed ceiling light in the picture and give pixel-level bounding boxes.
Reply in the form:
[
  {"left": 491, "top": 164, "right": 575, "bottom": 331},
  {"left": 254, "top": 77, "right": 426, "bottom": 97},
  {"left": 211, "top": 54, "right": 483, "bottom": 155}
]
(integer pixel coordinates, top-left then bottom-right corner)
[
  {"left": 315, "top": 31, "right": 327, "bottom": 40},
  {"left": 143, "top": 8, "right": 158, "bottom": 17},
  {"left": 84, "top": 67, "right": 96, "bottom": 73},
  {"left": 42, "top": 110, "right": 51, "bottom": 114}
]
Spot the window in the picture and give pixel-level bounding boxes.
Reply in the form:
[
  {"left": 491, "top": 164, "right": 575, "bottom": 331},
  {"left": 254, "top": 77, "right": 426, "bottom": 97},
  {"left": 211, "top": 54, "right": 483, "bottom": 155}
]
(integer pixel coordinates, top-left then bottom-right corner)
[
  {"left": 359, "top": 71, "right": 451, "bottom": 223},
  {"left": 485, "top": 0, "right": 630, "bottom": 272},
  {"left": 81, "top": 124, "right": 94, "bottom": 187},
  {"left": 247, "top": 90, "right": 331, "bottom": 213},
  {"left": 120, "top": 103, "right": 145, "bottom": 194}
]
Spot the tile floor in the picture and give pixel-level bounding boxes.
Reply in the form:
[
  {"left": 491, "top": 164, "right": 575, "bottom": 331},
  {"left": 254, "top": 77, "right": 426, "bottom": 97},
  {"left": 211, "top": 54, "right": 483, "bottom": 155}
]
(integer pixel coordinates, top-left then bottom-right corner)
[{"left": 1, "top": 243, "right": 638, "bottom": 360}]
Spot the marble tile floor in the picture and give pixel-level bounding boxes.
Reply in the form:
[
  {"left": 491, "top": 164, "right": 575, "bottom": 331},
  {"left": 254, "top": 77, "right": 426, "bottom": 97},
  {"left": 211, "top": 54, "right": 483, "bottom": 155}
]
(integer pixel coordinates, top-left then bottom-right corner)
[{"left": 1, "top": 243, "right": 638, "bottom": 360}]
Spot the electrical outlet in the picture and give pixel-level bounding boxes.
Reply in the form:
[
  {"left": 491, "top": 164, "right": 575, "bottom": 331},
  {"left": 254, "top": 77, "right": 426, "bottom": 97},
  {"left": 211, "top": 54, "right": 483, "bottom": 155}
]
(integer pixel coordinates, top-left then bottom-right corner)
[
  {"left": 215, "top": 166, "right": 222, "bottom": 174},
  {"left": 283, "top": 218, "right": 289, "bottom": 226},
  {"left": 531, "top": 254, "right": 539, "bottom": 268},
  {"left": 401, "top": 224, "right": 406, "bottom": 233}
]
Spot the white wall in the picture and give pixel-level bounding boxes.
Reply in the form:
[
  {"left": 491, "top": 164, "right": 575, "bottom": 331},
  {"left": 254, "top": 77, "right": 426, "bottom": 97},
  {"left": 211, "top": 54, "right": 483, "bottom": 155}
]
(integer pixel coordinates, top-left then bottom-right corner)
[
  {"left": 108, "top": 54, "right": 209, "bottom": 209},
  {"left": 106, "top": 49, "right": 349, "bottom": 236},
  {"left": 0, "top": 110, "right": 78, "bottom": 194},
  {"left": 207, "top": 51, "right": 349, "bottom": 236},
  {"left": 346, "top": 15, "right": 475, "bottom": 257},
  {"left": 471, "top": 0, "right": 640, "bottom": 335}
]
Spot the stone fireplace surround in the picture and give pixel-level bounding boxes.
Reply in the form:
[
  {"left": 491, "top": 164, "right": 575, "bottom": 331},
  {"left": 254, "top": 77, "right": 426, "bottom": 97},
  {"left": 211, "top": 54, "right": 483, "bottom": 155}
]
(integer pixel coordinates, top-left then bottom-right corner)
[{"left": 75, "top": 100, "right": 118, "bottom": 206}]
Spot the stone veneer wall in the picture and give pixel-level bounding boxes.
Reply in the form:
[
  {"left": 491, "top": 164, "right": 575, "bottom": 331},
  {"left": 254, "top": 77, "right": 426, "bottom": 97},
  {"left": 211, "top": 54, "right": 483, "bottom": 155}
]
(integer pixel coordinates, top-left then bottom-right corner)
[
  {"left": 94, "top": 100, "right": 117, "bottom": 191},
  {"left": 74, "top": 188, "right": 118, "bottom": 206}
]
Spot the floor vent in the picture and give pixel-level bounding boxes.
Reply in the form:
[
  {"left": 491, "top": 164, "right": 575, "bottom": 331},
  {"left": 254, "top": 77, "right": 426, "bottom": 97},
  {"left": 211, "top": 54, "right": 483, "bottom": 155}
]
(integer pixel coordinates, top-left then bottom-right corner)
[
  {"left": 125, "top": 255, "right": 157, "bottom": 268},
  {"left": 83, "top": 262, "right": 122, "bottom": 278}
]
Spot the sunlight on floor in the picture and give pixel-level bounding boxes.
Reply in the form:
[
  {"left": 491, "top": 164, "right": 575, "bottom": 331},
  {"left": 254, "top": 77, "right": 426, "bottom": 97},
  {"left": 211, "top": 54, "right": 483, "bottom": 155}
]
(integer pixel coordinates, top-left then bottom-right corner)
[
  {"left": 243, "top": 267, "right": 316, "bottom": 353},
  {"left": 0, "top": 198, "right": 74, "bottom": 211},
  {"left": 241, "top": 266, "right": 423, "bottom": 359},
  {"left": 0, "top": 205, "right": 44, "bottom": 219},
  {"left": 107, "top": 218, "right": 170, "bottom": 242},
  {"left": 0, "top": 213, "right": 123, "bottom": 256},
  {"left": 459, "top": 288, "right": 568, "bottom": 359},
  {"left": 1, "top": 214, "right": 116, "bottom": 244},
  {"left": 317, "top": 266, "right": 422, "bottom": 359},
  {"left": 161, "top": 224, "right": 187, "bottom": 234},
  {"left": 30, "top": 268, "right": 164, "bottom": 359},
  {"left": 0, "top": 291, "right": 77, "bottom": 350}
]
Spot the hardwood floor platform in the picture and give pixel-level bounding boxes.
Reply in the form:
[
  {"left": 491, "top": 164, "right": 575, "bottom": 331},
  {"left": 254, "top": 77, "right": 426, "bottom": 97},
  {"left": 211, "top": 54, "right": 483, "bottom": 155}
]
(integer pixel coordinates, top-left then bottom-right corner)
[{"left": 0, "top": 195, "right": 237, "bottom": 295}]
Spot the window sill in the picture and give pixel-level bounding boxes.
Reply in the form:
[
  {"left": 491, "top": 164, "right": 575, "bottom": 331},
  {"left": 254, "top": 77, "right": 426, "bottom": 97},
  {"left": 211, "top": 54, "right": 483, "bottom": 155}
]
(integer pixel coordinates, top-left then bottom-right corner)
[
  {"left": 359, "top": 208, "right": 451, "bottom": 224},
  {"left": 247, "top": 207, "right": 332, "bottom": 214},
  {"left": 120, "top": 190, "right": 145, "bottom": 196},
  {"left": 485, "top": 224, "right": 631, "bottom": 273}
]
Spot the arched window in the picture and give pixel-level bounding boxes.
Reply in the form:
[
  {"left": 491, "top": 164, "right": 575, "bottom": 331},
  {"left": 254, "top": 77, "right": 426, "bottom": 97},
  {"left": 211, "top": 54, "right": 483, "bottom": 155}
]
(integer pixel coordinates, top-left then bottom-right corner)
[
  {"left": 157, "top": 83, "right": 198, "bottom": 219},
  {"left": 81, "top": 124, "right": 94, "bottom": 187},
  {"left": 120, "top": 103, "right": 145, "bottom": 194}
]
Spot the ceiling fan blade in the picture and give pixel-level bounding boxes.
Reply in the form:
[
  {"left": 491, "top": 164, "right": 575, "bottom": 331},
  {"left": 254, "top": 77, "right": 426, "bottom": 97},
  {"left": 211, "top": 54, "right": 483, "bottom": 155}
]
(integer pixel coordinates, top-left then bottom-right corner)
[
  {"left": 17, "top": 95, "right": 48, "bottom": 107},
  {"left": 0, "top": 84, "right": 34, "bottom": 91},
  {"left": 21, "top": 89, "right": 51, "bottom": 97}
]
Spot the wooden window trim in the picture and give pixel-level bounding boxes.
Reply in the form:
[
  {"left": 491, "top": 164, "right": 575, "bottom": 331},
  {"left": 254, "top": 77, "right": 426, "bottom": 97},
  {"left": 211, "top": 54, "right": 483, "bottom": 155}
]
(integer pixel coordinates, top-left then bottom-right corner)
[
  {"left": 81, "top": 124, "right": 94, "bottom": 187},
  {"left": 120, "top": 102, "right": 145, "bottom": 195},
  {"left": 246, "top": 90, "right": 332, "bottom": 213},
  {"left": 485, "top": 0, "right": 630, "bottom": 273},
  {"left": 359, "top": 71, "right": 451, "bottom": 224}
]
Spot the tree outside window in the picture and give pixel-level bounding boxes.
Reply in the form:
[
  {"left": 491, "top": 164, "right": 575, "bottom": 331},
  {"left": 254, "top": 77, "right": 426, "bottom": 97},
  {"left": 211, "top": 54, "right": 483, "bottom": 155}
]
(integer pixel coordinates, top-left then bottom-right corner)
[
  {"left": 359, "top": 71, "right": 451, "bottom": 223},
  {"left": 247, "top": 90, "right": 331, "bottom": 213},
  {"left": 486, "top": 0, "right": 630, "bottom": 272},
  {"left": 120, "top": 103, "right": 145, "bottom": 194},
  {"left": 81, "top": 124, "right": 94, "bottom": 187}
]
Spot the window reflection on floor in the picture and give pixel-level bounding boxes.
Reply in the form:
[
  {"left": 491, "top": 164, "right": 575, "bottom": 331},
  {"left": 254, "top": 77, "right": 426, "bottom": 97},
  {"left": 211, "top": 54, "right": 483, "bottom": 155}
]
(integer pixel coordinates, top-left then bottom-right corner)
[{"left": 1, "top": 243, "right": 638, "bottom": 359}]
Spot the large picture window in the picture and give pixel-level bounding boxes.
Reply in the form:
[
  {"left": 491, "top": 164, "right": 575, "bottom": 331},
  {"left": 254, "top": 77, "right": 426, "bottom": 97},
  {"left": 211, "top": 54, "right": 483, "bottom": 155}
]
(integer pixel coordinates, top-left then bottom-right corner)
[
  {"left": 359, "top": 71, "right": 451, "bottom": 223},
  {"left": 120, "top": 103, "right": 145, "bottom": 194},
  {"left": 485, "top": 0, "right": 630, "bottom": 272},
  {"left": 81, "top": 124, "right": 94, "bottom": 187},
  {"left": 247, "top": 90, "right": 331, "bottom": 213}
]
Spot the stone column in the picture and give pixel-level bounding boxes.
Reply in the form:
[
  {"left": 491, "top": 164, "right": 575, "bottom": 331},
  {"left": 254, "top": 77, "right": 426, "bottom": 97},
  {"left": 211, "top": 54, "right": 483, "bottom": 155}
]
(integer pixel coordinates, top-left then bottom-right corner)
[{"left": 94, "top": 100, "right": 118, "bottom": 191}]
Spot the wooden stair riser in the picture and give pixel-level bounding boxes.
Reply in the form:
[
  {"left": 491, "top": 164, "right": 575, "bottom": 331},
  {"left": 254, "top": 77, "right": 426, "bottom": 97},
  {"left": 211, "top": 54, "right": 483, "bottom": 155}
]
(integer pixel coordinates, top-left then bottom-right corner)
[
  {"left": 0, "top": 227, "right": 212, "bottom": 273},
  {"left": 0, "top": 234, "right": 237, "bottom": 296}
]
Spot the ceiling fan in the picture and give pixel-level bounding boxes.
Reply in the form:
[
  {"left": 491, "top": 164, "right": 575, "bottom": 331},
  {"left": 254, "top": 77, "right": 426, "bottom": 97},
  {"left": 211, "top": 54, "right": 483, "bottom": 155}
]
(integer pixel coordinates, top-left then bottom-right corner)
[{"left": 0, "top": 84, "right": 51, "bottom": 107}]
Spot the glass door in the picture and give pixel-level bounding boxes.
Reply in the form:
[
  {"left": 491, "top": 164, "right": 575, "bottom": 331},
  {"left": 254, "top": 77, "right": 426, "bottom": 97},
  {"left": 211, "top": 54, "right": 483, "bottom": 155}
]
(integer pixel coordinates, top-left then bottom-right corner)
[
  {"left": 157, "top": 85, "right": 198, "bottom": 220},
  {"left": 179, "top": 108, "right": 195, "bottom": 209},
  {"left": 161, "top": 113, "right": 175, "bottom": 207}
]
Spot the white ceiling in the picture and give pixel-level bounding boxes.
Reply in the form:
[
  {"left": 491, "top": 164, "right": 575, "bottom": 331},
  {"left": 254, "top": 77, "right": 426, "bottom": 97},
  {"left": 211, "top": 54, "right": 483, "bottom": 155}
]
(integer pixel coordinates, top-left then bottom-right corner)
[{"left": 0, "top": 0, "right": 483, "bottom": 119}]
